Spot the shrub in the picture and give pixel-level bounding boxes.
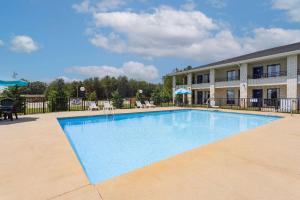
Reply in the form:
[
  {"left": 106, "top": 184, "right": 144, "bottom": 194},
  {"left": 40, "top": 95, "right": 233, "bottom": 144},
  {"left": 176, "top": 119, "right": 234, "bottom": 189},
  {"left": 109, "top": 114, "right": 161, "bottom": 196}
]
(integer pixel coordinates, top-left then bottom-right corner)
[
  {"left": 111, "top": 90, "right": 123, "bottom": 109},
  {"left": 150, "top": 89, "right": 161, "bottom": 104},
  {"left": 88, "top": 91, "right": 97, "bottom": 101},
  {"left": 46, "top": 79, "right": 69, "bottom": 111}
]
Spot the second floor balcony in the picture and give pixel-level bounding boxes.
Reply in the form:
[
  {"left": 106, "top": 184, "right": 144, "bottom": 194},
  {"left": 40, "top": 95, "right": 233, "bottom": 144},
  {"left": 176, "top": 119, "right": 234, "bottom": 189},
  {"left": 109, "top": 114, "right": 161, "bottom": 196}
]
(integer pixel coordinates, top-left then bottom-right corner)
[
  {"left": 248, "top": 71, "right": 287, "bottom": 79},
  {"left": 215, "top": 75, "right": 240, "bottom": 82},
  {"left": 248, "top": 71, "right": 287, "bottom": 86}
]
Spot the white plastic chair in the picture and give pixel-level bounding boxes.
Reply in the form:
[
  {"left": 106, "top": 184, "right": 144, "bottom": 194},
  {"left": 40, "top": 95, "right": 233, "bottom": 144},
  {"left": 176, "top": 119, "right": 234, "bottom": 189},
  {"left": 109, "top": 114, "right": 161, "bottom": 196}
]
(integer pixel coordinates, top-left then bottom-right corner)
[
  {"left": 145, "top": 101, "right": 155, "bottom": 108},
  {"left": 88, "top": 102, "right": 99, "bottom": 111},
  {"left": 136, "top": 101, "right": 145, "bottom": 108},
  {"left": 103, "top": 101, "right": 114, "bottom": 111}
]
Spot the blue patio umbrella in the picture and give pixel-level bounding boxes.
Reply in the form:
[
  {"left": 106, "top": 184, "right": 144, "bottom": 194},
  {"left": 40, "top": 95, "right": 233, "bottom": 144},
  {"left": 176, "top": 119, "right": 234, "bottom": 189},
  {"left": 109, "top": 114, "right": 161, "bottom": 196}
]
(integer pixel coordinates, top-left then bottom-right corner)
[
  {"left": 0, "top": 80, "right": 29, "bottom": 87},
  {"left": 175, "top": 88, "right": 192, "bottom": 95}
]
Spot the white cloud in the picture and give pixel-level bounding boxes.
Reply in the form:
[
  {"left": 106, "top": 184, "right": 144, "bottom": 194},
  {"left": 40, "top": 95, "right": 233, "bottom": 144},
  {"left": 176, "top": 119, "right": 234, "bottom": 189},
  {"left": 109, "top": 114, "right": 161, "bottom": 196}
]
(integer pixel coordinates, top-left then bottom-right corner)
[
  {"left": 242, "top": 28, "right": 300, "bottom": 52},
  {"left": 72, "top": 0, "right": 125, "bottom": 13},
  {"left": 181, "top": 0, "right": 197, "bottom": 11},
  {"left": 57, "top": 76, "right": 81, "bottom": 83},
  {"left": 10, "top": 35, "right": 39, "bottom": 53},
  {"left": 72, "top": 0, "right": 90, "bottom": 13},
  {"left": 87, "top": 6, "right": 300, "bottom": 62},
  {"left": 272, "top": 0, "right": 300, "bottom": 22},
  {"left": 90, "top": 7, "right": 228, "bottom": 60},
  {"left": 206, "top": 0, "right": 227, "bottom": 9},
  {"left": 67, "top": 61, "right": 159, "bottom": 81},
  {"left": 74, "top": 5, "right": 300, "bottom": 62},
  {"left": 0, "top": 40, "right": 4, "bottom": 47},
  {"left": 96, "top": 0, "right": 125, "bottom": 12}
]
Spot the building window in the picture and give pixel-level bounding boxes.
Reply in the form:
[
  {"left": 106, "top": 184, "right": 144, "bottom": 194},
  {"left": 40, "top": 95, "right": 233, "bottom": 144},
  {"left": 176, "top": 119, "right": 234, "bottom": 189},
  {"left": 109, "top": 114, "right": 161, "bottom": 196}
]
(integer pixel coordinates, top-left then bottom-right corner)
[
  {"left": 252, "top": 66, "right": 264, "bottom": 79},
  {"left": 203, "top": 74, "right": 209, "bottom": 83},
  {"left": 227, "top": 70, "right": 237, "bottom": 81},
  {"left": 267, "top": 64, "right": 280, "bottom": 77},
  {"left": 226, "top": 90, "right": 235, "bottom": 104},
  {"left": 196, "top": 74, "right": 210, "bottom": 84},
  {"left": 197, "top": 75, "right": 203, "bottom": 84},
  {"left": 267, "top": 88, "right": 280, "bottom": 99}
]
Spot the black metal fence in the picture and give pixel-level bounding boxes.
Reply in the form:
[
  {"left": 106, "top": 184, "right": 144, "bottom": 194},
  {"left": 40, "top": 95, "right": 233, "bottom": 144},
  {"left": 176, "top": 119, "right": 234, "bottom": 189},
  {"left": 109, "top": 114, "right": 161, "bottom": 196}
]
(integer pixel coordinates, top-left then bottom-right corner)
[
  {"left": 3, "top": 96, "right": 298, "bottom": 115},
  {"left": 0, "top": 97, "right": 174, "bottom": 115},
  {"left": 210, "top": 98, "right": 300, "bottom": 113}
]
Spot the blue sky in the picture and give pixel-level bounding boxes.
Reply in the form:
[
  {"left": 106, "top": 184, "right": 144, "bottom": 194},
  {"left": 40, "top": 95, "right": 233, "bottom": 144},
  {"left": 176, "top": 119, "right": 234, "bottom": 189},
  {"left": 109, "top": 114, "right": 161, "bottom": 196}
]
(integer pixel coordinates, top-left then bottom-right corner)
[{"left": 0, "top": 0, "right": 300, "bottom": 83}]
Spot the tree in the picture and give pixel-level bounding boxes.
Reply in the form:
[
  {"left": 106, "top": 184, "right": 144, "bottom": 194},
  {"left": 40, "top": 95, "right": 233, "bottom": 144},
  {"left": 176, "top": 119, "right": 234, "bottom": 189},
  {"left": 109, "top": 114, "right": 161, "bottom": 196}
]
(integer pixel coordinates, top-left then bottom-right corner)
[
  {"left": 45, "top": 79, "right": 69, "bottom": 111},
  {"left": 184, "top": 65, "right": 193, "bottom": 71},
  {"left": 117, "top": 76, "right": 130, "bottom": 97},
  {"left": 136, "top": 90, "right": 144, "bottom": 101},
  {"left": 100, "top": 76, "right": 118, "bottom": 99},
  {"left": 22, "top": 81, "right": 47, "bottom": 95},
  {"left": 150, "top": 88, "right": 161, "bottom": 104},
  {"left": 88, "top": 91, "right": 97, "bottom": 101},
  {"left": 163, "top": 76, "right": 172, "bottom": 98},
  {"left": 111, "top": 90, "right": 123, "bottom": 108}
]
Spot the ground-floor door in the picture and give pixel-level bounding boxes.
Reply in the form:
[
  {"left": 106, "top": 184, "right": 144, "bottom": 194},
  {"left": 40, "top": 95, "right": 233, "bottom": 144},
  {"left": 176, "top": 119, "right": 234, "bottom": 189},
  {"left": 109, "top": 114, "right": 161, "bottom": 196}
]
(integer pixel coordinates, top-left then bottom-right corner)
[
  {"left": 252, "top": 89, "right": 263, "bottom": 107},
  {"left": 197, "top": 91, "right": 203, "bottom": 104}
]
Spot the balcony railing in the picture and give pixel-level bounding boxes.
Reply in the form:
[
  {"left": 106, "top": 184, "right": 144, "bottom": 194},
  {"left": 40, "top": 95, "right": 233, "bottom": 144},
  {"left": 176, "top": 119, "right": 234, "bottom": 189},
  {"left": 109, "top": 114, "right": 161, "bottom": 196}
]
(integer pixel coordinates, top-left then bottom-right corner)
[
  {"left": 194, "top": 80, "right": 210, "bottom": 84},
  {"left": 248, "top": 71, "right": 287, "bottom": 79},
  {"left": 215, "top": 75, "right": 240, "bottom": 82}
]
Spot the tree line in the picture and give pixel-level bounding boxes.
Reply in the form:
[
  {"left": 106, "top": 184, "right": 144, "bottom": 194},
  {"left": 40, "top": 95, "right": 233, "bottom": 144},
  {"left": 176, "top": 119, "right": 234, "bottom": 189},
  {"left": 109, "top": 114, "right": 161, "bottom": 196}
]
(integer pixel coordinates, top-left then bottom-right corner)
[{"left": 1, "top": 76, "right": 173, "bottom": 104}]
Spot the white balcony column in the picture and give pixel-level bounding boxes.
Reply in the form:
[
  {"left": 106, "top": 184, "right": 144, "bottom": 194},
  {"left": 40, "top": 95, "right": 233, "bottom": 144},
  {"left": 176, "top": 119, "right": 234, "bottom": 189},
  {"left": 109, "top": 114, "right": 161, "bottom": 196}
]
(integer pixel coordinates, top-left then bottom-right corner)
[
  {"left": 187, "top": 73, "right": 192, "bottom": 105},
  {"left": 172, "top": 76, "right": 176, "bottom": 104},
  {"left": 287, "top": 55, "right": 298, "bottom": 99},
  {"left": 194, "top": 90, "right": 198, "bottom": 104},
  {"left": 209, "top": 69, "right": 215, "bottom": 106},
  {"left": 240, "top": 63, "right": 248, "bottom": 107}
]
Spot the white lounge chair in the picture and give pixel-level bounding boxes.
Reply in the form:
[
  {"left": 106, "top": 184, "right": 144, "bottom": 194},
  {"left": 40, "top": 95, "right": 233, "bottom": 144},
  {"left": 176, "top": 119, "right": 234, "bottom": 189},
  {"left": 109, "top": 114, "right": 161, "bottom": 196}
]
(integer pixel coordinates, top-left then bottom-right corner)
[
  {"left": 88, "top": 102, "right": 99, "bottom": 111},
  {"left": 136, "top": 101, "right": 145, "bottom": 108},
  {"left": 150, "top": 101, "right": 156, "bottom": 107},
  {"left": 103, "top": 101, "right": 114, "bottom": 111},
  {"left": 145, "top": 101, "right": 155, "bottom": 108}
]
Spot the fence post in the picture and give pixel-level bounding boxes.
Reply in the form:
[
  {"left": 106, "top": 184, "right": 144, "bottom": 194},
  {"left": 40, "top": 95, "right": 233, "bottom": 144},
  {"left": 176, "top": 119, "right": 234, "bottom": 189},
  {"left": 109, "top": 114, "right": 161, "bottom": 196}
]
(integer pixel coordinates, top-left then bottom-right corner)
[
  {"left": 24, "top": 98, "right": 27, "bottom": 115},
  {"left": 81, "top": 98, "right": 84, "bottom": 111},
  {"left": 68, "top": 98, "right": 71, "bottom": 111},
  {"left": 83, "top": 98, "right": 86, "bottom": 110},
  {"left": 51, "top": 98, "right": 54, "bottom": 112},
  {"left": 42, "top": 97, "right": 45, "bottom": 113}
]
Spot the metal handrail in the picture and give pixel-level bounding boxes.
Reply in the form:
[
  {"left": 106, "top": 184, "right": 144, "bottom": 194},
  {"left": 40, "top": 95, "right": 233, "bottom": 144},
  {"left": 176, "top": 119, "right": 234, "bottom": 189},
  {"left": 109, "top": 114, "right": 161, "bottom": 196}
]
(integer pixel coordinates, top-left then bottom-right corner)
[{"left": 248, "top": 71, "right": 287, "bottom": 79}]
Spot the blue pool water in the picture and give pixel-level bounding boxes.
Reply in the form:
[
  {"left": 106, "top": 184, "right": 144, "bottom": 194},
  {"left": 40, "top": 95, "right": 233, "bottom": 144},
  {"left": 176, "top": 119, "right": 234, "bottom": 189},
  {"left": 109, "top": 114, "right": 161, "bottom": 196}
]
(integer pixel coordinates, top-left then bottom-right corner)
[{"left": 58, "top": 109, "right": 279, "bottom": 184}]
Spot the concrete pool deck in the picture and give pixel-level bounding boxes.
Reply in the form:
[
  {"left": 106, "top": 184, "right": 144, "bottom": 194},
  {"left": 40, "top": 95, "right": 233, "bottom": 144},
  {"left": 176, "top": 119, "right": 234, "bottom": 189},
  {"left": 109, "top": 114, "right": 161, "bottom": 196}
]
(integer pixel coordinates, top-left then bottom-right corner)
[{"left": 0, "top": 107, "right": 299, "bottom": 200}]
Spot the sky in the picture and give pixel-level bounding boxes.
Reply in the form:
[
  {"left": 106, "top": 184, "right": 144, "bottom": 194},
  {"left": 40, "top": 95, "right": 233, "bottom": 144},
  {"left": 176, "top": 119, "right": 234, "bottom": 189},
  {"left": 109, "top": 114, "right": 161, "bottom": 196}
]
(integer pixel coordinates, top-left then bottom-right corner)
[{"left": 0, "top": 0, "right": 300, "bottom": 83}]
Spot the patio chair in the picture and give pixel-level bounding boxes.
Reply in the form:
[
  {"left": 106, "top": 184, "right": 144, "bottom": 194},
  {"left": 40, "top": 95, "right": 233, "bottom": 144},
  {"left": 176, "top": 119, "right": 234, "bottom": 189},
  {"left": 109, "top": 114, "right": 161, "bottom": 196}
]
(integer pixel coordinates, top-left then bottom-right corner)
[
  {"left": 136, "top": 101, "right": 145, "bottom": 108},
  {"left": 103, "top": 101, "right": 114, "bottom": 111},
  {"left": 145, "top": 101, "right": 155, "bottom": 108},
  {"left": 88, "top": 102, "right": 99, "bottom": 111},
  {"left": 0, "top": 98, "right": 16, "bottom": 121},
  {"left": 150, "top": 101, "right": 156, "bottom": 107}
]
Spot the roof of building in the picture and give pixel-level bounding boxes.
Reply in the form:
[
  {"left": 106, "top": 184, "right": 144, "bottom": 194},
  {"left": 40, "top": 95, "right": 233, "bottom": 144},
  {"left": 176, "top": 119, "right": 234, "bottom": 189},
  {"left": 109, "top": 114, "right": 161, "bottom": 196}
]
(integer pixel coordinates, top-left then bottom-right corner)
[{"left": 169, "top": 42, "right": 300, "bottom": 75}]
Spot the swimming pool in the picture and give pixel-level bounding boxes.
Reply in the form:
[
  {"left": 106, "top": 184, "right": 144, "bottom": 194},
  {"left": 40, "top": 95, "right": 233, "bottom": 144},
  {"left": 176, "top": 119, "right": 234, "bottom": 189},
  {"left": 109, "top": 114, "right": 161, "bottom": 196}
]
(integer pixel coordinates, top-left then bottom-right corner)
[{"left": 58, "top": 109, "right": 279, "bottom": 184}]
